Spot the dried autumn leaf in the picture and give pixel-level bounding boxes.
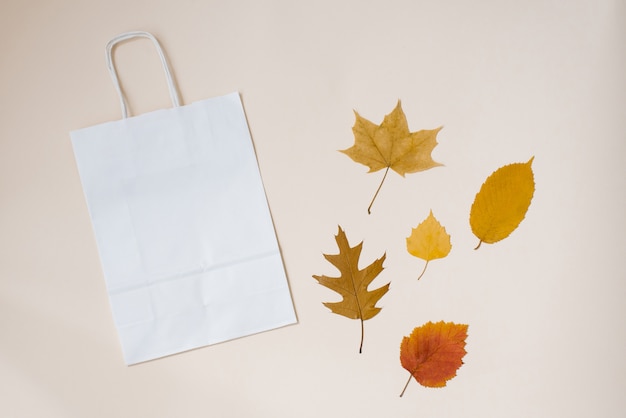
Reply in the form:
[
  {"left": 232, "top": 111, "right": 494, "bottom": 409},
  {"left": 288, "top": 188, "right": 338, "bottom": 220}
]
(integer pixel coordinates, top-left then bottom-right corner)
[
  {"left": 340, "top": 101, "right": 443, "bottom": 213},
  {"left": 399, "top": 321, "right": 468, "bottom": 396},
  {"left": 313, "top": 226, "right": 390, "bottom": 353},
  {"left": 406, "top": 210, "right": 452, "bottom": 280},
  {"left": 470, "top": 157, "right": 535, "bottom": 249}
]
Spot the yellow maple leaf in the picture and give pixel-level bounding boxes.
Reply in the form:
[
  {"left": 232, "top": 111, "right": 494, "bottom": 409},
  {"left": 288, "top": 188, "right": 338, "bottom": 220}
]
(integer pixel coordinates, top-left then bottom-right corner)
[
  {"left": 406, "top": 210, "right": 452, "bottom": 280},
  {"left": 470, "top": 157, "right": 535, "bottom": 249},
  {"left": 340, "top": 101, "right": 443, "bottom": 213},
  {"left": 313, "top": 226, "right": 390, "bottom": 353}
]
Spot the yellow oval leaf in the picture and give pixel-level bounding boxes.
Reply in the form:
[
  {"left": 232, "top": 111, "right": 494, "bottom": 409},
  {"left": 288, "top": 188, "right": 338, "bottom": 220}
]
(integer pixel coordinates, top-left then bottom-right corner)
[
  {"left": 470, "top": 157, "right": 535, "bottom": 248},
  {"left": 406, "top": 210, "right": 451, "bottom": 279}
]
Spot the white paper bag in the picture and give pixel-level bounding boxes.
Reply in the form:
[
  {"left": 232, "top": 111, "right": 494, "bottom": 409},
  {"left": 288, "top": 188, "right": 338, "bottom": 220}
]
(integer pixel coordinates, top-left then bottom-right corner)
[{"left": 71, "top": 31, "right": 296, "bottom": 365}]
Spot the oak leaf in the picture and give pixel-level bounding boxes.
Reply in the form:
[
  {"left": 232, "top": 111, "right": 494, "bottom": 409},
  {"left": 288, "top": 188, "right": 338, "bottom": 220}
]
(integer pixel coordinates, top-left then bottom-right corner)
[
  {"left": 470, "top": 157, "right": 535, "bottom": 249},
  {"left": 313, "top": 226, "right": 389, "bottom": 353},
  {"left": 340, "top": 101, "right": 443, "bottom": 213},
  {"left": 406, "top": 210, "right": 452, "bottom": 280},
  {"left": 399, "top": 321, "right": 468, "bottom": 396}
]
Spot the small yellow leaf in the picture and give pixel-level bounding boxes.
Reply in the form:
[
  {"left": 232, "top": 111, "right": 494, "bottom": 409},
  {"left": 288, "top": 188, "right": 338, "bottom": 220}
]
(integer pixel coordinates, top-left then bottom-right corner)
[
  {"left": 470, "top": 157, "right": 535, "bottom": 249},
  {"left": 406, "top": 210, "right": 451, "bottom": 280}
]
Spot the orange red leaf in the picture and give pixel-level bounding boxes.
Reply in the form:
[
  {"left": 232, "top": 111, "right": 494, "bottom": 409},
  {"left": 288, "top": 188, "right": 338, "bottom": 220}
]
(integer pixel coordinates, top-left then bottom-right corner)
[{"left": 399, "top": 321, "right": 468, "bottom": 395}]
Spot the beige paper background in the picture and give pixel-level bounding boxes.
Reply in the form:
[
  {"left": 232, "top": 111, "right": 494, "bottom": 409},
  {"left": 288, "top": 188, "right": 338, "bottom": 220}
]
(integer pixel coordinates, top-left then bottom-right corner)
[{"left": 1, "top": 0, "right": 625, "bottom": 416}]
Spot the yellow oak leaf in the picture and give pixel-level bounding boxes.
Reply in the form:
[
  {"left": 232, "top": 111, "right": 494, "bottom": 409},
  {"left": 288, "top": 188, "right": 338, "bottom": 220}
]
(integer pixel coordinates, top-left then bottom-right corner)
[
  {"left": 340, "top": 101, "right": 443, "bottom": 213},
  {"left": 313, "top": 226, "right": 389, "bottom": 353},
  {"left": 406, "top": 210, "right": 452, "bottom": 280},
  {"left": 470, "top": 157, "right": 535, "bottom": 249}
]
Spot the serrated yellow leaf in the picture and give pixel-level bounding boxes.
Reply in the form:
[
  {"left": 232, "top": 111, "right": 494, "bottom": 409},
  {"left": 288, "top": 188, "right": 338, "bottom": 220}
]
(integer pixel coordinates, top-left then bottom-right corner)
[
  {"left": 470, "top": 157, "right": 535, "bottom": 249},
  {"left": 406, "top": 210, "right": 451, "bottom": 279}
]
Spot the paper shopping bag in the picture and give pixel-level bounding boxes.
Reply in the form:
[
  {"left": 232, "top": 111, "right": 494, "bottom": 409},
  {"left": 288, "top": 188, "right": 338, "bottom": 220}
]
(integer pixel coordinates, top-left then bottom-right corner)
[{"left": 70, "top": 31, "right": 296, "bottom": 365}]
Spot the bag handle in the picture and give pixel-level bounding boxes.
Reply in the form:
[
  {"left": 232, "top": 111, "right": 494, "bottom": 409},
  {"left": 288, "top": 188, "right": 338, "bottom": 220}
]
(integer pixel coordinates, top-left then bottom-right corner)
[{"left": 105, "top": 31, "right": 182, "bottom": 119}]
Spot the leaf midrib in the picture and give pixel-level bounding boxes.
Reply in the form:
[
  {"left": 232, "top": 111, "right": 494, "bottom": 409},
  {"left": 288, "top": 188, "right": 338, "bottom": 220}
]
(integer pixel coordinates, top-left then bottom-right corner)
[{"left": 342, "top": 245, "right": 363, "bottom": 321}]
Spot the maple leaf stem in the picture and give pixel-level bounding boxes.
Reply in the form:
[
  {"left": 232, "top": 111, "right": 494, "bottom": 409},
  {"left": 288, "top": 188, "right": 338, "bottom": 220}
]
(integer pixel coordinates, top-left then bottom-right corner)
[
  {"left": 359, "top": 318, "right": 364, "bottom": 353},
  {"left": 367, "top": 166, "right": 390, "bottom": 214},
  {"left": 417, "top": 261, "right": 429, "bottom": 280},
  {"left": 399, "top": 373, "right": 412, "bottom": 397}
]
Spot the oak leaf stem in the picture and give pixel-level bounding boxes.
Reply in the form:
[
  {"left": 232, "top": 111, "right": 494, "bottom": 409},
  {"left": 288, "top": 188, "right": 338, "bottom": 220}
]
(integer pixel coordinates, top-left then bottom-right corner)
[{"left": 359, "top": 318, "right": 364, "bottom": 353}]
